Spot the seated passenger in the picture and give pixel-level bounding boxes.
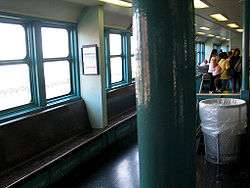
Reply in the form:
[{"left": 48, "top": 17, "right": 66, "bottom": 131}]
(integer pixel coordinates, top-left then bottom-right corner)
[
  {"left": 199, "top": 59, "right": 208, "bottom": 66},
  {"left": 218, "top": 52, "right": 231, "bottom": 92}
]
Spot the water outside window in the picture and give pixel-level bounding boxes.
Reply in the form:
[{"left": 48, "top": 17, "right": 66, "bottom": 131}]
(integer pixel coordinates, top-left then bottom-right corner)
[
  {"left": 131, "top": 56, "right": 136, "bottom": 79},
  {"left": 0, "top": 64, "right": 31, "bottom": 111},
  {"left": 110, "top": 57, "right": 123, "bottom": 83},
  {"left": 109, "top": 33, "right": 123, "bottom": 84},
  {"left": 0, "top": 23, "right": 31, "bottom": 111},
  {"left": 44, "top": 61, "right": 71, "bottom": 99},
  {"left": 109, "top": 34, "right": 122, "bottom": 56},
  {"left": 41, "top": 27, "right": 71, "bottom": 99},
  {"left": 41, "top": 27, "right": 69, "bottom": 58},
  {"left": 0, "top": 23, "right": 26, "bottom": 60},
  {"left": 130, "top": 35, "right": 137, "bottom": 79}
]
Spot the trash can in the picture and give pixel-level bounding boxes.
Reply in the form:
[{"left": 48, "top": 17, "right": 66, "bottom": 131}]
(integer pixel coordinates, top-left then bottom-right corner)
[{"left": 199, "top": 98, "right": 247, "bottom": 164}]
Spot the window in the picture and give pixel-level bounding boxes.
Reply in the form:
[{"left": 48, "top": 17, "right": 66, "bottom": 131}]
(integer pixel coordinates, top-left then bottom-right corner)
[
  {"left": 130, "top": 35, "right": 137, "bottom": 79},
  {"left": 196, "top": 42, "right": 205, "bottom": 64},
  {"left": 109, "top": 33, "right": 123, "bottom": 83},
  {"left": 105, "top": 28, "right": 135, "bottom": 89},
  {"left": 43, "top": 60, "right": 71, "bottom": 99},
  {"left": 213, "top": 44, "right": 221, "bottom": 53},
  {"left": 0, "top": 15, "right": 79, "bottom": 122},
  {"left": 0, "top": 23, "right": 31, "bottom": 111},
  {"left": 41, "top": 27, "right": 71, "bottom": 99}
]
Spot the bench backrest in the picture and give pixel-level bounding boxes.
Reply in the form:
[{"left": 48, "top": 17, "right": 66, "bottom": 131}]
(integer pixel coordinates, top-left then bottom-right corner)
[
  {"left": 0, "top": 100, "right": 91, "bottom": 173},
  {"left": 107, "top": 85, "right": 136, "bottom": 122}
]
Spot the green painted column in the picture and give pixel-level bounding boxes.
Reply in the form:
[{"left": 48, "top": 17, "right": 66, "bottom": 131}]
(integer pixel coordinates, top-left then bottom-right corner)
[
  {"left": 241, "top": 0, "right": 250, "bottom": 96},
  {"left": 133, "top": 0, "right": 196, "bottom": 188}
]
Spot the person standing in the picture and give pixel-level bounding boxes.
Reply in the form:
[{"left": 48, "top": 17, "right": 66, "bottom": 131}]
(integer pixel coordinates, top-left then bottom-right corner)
[
  {"left": 219, "top": 52, "right": 231, "bottom": 92},
  {"left": 229, "top": 48, "right": 242, "bottom": 93},
  {"left": 208, "top": 49, "right": 218, "bottom": 92},
  {"left": 211, "top": 56, "right": 221, "bottom": 93}
]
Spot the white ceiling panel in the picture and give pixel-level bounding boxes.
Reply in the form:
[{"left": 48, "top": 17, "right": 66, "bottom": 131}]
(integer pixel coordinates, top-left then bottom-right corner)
[{"left": 195, "top": 0, "right": 242, "bottom": 33}]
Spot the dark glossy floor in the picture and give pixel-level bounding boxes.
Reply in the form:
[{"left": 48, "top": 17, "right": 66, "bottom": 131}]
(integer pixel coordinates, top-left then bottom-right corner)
[
  {"left": 52, "top": 142, "right": 250, "bottom": 188},
  {"left": 52, "top": 144, "right": 139, "bottom": 188}
]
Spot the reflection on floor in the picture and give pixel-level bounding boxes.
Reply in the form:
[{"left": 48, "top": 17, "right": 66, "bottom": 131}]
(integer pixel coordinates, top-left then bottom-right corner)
[
  {"left": 53, "top": 143, "right": 250, "bottom": 188},
  {"left": 52, "top": 144, "right": 139, "bottom": 188},
  {"left": 197, "top": 155, "right": 249, "bottom": 188}
]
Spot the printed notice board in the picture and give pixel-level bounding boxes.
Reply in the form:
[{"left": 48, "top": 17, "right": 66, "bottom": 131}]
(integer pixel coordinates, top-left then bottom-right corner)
[{"left": 82, "top": 44, "right": 99, "bottom": 75}]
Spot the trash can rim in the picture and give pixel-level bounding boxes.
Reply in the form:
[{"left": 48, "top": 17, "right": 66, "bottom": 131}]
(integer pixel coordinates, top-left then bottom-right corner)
[{"left": 199, "top": 98, "right": 246, "bottom": 108}]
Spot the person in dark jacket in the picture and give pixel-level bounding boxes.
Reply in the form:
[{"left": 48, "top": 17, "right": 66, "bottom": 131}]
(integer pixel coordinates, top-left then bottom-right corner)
[{"left": 229, "top": 48, "right": 242, "bottom": 93}]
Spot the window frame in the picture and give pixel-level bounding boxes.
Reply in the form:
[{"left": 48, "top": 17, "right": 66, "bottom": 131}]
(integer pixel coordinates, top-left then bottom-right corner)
[
  {"left": 105, "top": 28, "right": 133, "bottom": 90},
  {"left": 40, "top": 25, "right": 73, "bottom": 100},
  {"left": 213, "top": 43, "right": 222, "bottom": 53},
  {"left": 129, "top": 35, "right": 136, "bottom": 80},
  {"left": 196, "top": 42, "right": 205, "bottom": 64},
  {"left": 0, "top": 13, "right": 80, "bottom": 124},
  {"left": 0, "top": 20, "right": 34, "bottom": 113}
]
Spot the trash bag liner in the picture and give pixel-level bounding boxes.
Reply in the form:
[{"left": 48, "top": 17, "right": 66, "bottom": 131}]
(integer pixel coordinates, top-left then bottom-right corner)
[
  {"left": 199, "top": 98, "right": 247, "bottom": 136},
  {"left": 199, "top": 98, "right": 247, "bottom": 164}
]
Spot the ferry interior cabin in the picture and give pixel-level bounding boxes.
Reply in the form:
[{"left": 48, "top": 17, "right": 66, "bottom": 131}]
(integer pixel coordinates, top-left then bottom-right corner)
[{"left": 0, "top": 0, "right": 250, "bottom": 187}]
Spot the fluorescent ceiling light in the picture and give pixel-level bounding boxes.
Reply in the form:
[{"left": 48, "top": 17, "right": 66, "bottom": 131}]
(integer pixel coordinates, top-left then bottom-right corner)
[
  {"left": 194, "top": 0, "right": 209, "bottom": 9},
  {"left": 200, "top": 26, "right": 210, "bottom": 31},
  {"left": 99, "top": 0, "right": 132, "bottom": 8},
  {"left": 209, "top": 14, "right": 228, "bottom": 22},
  {"left": 237, "top": 28, "right": 244, "bottom": 32},
  {"left": 227, "top": 23, "right": 240, "bottom": 28},
  {"left": 197, "top": 32, "right": 206, "bottom": 35},
  {"left": 215, "top": 36, "right": 221, "bottom": 39},
  {"left": 207, "top": 34, "right": 215, "bottom": 37},
  {"left": 226, "top": 39, "right": 230, "bottom": 41},
  {"left": 222, "top": 37, "right": 227, "bottom": 40}
]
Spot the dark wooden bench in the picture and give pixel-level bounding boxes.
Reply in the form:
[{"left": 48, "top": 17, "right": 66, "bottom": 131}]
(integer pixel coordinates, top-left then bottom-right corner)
[
  {"left": 107, "top": 84, "right": 136, "bottom": 123},
  {"left": 0, "top": 99, "right": 137, "bottom": 187},
  {"left": 0, "top": 100, "right": 92, "bottom": 187}
]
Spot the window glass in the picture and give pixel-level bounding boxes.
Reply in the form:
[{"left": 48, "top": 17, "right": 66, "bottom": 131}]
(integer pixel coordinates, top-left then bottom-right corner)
[
  {"left": 196, "top": 53, "right": 200, "bottom": 64},
  {"left": 0, "top": 23, "right": 26, "bottom": 60},
  {"left": 131, "top": 56, "right": 137, "bottom": 79},
  {"left": 110, "top": 57, "right": 123, "bottom": 83},
  {"left": 0, "top": 64, "right": 31, "bottom": 111},
  {"left": 196, "top": 42, "right": 205, "bottom": 64},
  {"left": 131, "top": 35, "right": 137, "bottom": 79},
  {"left": 109, "top": 34, "right": 122, "bottom": 55},
  {"left": 44, "top": 61, "right": 71, "bottom": 99},
  {"left": 131, "top": 35, "right": 136, "bottom": 55},
  {"left": 41, "top": 27, "right": 69, "bottom": 58}
]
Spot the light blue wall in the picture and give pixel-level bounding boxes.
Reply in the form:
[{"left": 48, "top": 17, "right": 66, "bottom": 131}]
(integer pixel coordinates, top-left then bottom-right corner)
[
  {"left": 78, "top": 6, "right": 108, "bottom": 128},
  {"left": 205, "top": 38, "right": 230, "bottom": 62},
  {"left": 0, "top": 0, "right": 83, "bottom": 22},
  {"left": 230, "top": 31, "right": 242, "bottom": 51},
  {"left": 205, "top": 39, "right": 214, "bottom": 61}
]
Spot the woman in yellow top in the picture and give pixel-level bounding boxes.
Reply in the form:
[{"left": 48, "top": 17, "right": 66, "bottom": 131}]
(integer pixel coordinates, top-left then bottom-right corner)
[{"left": 219, "top": 52, "right": 231, "bottom": 91}]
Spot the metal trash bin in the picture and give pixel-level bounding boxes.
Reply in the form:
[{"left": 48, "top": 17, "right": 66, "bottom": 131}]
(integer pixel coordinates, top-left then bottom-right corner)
[{"left": 199, "top": 98, "right": 247, "bottom": 164}]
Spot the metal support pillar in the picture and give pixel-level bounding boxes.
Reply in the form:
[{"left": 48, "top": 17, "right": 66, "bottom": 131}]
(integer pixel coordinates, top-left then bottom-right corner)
[
  {"left": 241, "top": 0, "right": 250, "bottom": 99},
  {"left": 133, "top": 0, "right": 196, "bottom": 187}
]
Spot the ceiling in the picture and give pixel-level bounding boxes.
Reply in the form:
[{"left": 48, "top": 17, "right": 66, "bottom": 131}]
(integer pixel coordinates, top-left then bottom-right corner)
[
  {"left": 195, "top": 0, "right": 242, "bottom": 39},
  {"left": 63, "top": 0, "right": 242, "bottom": 41},
  {"left": 202, "top": 0, "right": 242, "bottom": 25},
  {"left": 63, "top": 0, "right": 132, "bottom": 16}
]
